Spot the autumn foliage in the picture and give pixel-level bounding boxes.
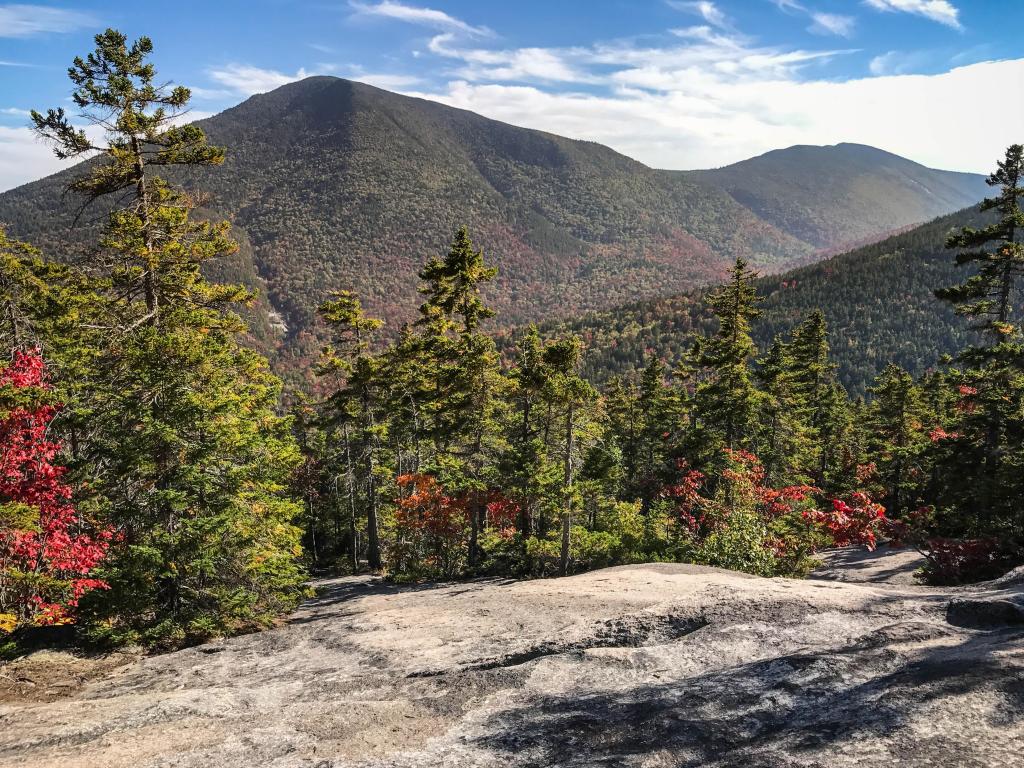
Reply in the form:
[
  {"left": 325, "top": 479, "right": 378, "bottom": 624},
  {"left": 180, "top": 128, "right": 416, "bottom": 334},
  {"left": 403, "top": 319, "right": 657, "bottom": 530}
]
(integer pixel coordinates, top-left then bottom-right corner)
[
  {"left": 388, "top": 474, "right": 469, "bottom": 579},
  {"left": 0, "top": 350, "right": 112, "bottom": 631}
]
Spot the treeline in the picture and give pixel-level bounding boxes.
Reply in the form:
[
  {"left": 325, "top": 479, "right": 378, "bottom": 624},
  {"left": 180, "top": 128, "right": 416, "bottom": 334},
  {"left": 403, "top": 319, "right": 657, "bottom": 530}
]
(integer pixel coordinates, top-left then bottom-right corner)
[{"left": 1, "top": 31, "right": 1022, "bottom": 650}]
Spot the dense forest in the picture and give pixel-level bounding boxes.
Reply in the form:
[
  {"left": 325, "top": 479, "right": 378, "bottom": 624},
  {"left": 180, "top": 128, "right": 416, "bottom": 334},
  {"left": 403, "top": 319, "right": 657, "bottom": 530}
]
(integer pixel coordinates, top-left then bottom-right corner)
[
  {"left": 530, "top": 205, "right": 1002, "bottom": 398},
  {"left": 1, "top": 31, "right": 1022, "bottom": 651}
]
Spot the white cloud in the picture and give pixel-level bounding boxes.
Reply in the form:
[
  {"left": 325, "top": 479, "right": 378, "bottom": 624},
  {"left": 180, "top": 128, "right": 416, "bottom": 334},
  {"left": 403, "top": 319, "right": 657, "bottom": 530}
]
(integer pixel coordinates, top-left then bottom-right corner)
[
  {"left": 868, "top": 49, "right": 930, "bottom": 75},
  {"left": 0, "top": 107, "right": 218, "bottom": 192},
  {"left": 207, "top": 64, "right": 317, "bottom": 96},
  {"left": 667, "top": 1, "right": 730, "bottom": 29},
  {"left": 0, "top": 126, "right": 73, "bottom": 191},
  {"left": 349, "top": 72, "right": 422, "bottom": 89},
  {"left": 809, "top": 13, "right": 856, "bottom": 37},
  {"left": 0, "top": 3, "right": 97, "bottom": 37},
  {"left": 428, "top": 33, "right": 593, "bottom": 83},
  {"left": 349, "top": 1, "right": 490, "bottom": 36},
  {"left": 0, "top": 107, "right": 30, "bottom": 117},
  {"left": 425, "top": 26, "right": 850, "bottom": 88},
  {"left": 864, "top": 0, "right": 961, "bottom": 29},
  {"left": 406, "top": 58, "right": 1023, "bottom": 174}
]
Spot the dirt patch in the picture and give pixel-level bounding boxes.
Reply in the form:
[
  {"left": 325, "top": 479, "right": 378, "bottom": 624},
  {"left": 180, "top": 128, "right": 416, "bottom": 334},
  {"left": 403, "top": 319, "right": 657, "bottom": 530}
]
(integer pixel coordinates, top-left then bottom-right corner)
[{"left": 0, "top": 649, "right": 137, "bottom": 704}]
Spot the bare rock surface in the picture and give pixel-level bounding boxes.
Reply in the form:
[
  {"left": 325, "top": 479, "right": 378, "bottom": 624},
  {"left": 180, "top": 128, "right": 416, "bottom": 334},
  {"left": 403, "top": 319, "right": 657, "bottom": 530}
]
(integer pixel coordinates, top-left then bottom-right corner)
[{"left": 2, "top": 552, "right": 1023, "bottom": 767}]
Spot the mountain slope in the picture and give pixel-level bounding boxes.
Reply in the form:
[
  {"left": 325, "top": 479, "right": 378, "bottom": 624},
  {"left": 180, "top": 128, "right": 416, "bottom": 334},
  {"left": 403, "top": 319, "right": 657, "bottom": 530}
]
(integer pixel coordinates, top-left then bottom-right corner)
[
  {"left": 0, "top": 77, "right": 808, "bottom": 338},
  {"left": 688, "top": 143, "right": 988, "bottom": 251},
  {"left": 0, "top": 77, "right": 987, "bottom": 353},
  {"left": 530, "top": 205, "right": 1004, "bottom": 397}
]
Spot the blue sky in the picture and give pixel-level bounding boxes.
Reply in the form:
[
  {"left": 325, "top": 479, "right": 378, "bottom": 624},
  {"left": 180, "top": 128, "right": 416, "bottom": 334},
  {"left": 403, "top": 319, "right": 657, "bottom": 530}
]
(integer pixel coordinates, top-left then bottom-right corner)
[{"left": 1, "top": 0, "right": 1022, "bottom": 190}]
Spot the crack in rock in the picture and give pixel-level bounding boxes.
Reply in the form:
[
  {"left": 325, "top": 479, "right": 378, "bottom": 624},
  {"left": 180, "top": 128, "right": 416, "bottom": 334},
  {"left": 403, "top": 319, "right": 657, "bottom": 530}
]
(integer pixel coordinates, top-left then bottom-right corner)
[{"left": 409, "top": 614, "right": 709, "bottom": 677}]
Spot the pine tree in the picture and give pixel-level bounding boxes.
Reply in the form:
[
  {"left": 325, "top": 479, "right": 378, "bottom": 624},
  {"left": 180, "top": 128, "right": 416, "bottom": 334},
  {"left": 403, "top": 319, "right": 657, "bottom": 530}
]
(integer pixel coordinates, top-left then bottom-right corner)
[
  {"left": 505, "top": 326, "right": 554, "bottom": 544},
  {"left": 696, "top": 259, "right": 762, "bottom": 457},
  {"left": 540, "top": 336, "right": 596, "bottom": 576},
  {"left": 868, "top": 364, "right": 927, "bottom": 518},
  {"left": 934, "top": 145, "right": 1024, "bottom": 536},
  {"left": 414, "top": 228, "right": 504, "bottom": 568},
  {"left": 755, "top": 337, "right": 806, "bottom": 485},
  {"left": 32, "top": 30, "right": 305, "bottom": 644},
  {"left": 635, "top": 357, "right": 679, "bottom": 513},
  {"left": 787, "top": 310, "right": 845, "bottom": 483},
  {"left": 317, "top": 291, "right": 385, "bottom": 571}
]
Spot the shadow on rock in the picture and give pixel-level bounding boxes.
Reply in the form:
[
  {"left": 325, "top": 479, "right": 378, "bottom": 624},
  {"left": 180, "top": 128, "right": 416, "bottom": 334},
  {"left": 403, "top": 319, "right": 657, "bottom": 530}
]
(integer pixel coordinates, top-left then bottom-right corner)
[{"left": 471, "top": 624, "right": 1024, "bottom": 767}]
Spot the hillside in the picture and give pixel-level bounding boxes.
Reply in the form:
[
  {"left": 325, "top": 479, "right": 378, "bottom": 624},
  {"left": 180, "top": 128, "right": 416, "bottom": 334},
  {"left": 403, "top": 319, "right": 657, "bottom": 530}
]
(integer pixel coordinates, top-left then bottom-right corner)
[
  {"left": 688, "top": 143, "right": 989, "bottom": 251},
  {"left": 532, "top": 205, "right": 1005, "bottom": 397},
  {"left": 0, "top": 77, "right": 806, "bottom": 340},
  {"left": 0, "top": 78, "right": 986, "bottom": 354}
]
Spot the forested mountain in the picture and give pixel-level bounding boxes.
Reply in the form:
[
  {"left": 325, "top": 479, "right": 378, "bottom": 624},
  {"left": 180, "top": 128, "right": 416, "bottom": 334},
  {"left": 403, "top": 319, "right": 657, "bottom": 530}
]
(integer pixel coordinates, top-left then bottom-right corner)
[
  {"left": 688, "top": 143, "right": 988, "bottom": 251},
  {"left": 0, "top": 77, "right": 985, "bottom": 354},
  {"left": 530, "top": 205, "right": 1008, "bottom": 398}
]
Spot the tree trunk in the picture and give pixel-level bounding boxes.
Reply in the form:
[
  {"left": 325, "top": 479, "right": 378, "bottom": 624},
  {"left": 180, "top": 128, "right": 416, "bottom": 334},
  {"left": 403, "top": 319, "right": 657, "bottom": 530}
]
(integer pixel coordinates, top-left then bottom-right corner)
[{"left": 560, "top": 404, "right": 575, "bottom": 577}]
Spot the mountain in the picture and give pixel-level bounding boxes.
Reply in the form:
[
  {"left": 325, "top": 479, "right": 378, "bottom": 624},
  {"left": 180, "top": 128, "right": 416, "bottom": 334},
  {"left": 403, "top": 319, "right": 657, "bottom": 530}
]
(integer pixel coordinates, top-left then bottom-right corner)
[
  {"left": 0, "top": 77, "right": 987, "bottom": 359},
  {"left": 528, "top": 204, "right": 1001, "bottom": 398},
  {"left": 688, "top": 143, "right": 988, "bottom": 251}
]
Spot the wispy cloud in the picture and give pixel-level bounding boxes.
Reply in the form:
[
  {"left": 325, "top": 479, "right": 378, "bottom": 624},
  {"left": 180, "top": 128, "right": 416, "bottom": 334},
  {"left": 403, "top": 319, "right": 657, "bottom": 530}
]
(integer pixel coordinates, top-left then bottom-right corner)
[
  {"left": 425, "top": 24, "right": 849, "bottom": 89},
  {"left": 868, "top": 49, "right": 931, "bottom": 75},
  {"left": 349, "top": 72, "right": 422, "bottom": 89},
  {"left": 667, "top": 1, "right": 731, "bottom": 29},
  {"left": 767, "top": 1, "right": 856, "bottom": 38},
  {"left": 863, "top": 0, "right": 961, "bottom": 30},
  {"left": 0, "top": 3, "right": 98, "bottom": 38},
  {"left": 809, "top": 13, "right": 856, "bottom": 37},
  {"left": 207, "top": 64, "right": 321, "bottom": 96},
  {"left": 0, "top": 107, "right": 31, "bottom": 117},
  {"left": 349, "top": 1, "right": 491, "bottom": 36},
  {"left": 206, "top": 63, "right": 419, "bottom": 97}
]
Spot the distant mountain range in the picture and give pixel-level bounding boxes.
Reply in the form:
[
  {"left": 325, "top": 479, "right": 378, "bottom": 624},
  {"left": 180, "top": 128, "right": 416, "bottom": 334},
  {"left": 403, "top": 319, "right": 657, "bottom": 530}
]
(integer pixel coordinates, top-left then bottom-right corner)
[{"left": 0, "top": 76, "right": 988, "bottom": 361}]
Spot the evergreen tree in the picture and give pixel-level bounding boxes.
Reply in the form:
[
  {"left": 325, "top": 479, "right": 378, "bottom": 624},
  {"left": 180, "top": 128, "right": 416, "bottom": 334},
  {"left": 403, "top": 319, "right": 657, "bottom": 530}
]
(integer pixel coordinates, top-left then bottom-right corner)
[
  {"left": 934, "top": 144, "right": 1024, "bottom": 536},
  {"left": 317, "top": 291, "right": 385, "bottom": 570},
  {"left": 755, "top": 337, "right": 806, "bottom": 486},
  {"left": 695, "top": 259, "right": 761, "bottom": 457},
  {"left": 539, "top": 336, "right": 596, "bottom": 575},
  {"left": 788, "top": 310, "right": 846, "bottom": 485},
  {"left": 33, "top": 30, "right": 305, "bottom": 644},
  {"left": 635, "top": 357, "right": 679, "bottom": 513},
  {"left": 868, "top": 364, "right": 928, "bottom": 518},
  {"left": 414, "top": 228, "right": 504, "bottom": 568}
]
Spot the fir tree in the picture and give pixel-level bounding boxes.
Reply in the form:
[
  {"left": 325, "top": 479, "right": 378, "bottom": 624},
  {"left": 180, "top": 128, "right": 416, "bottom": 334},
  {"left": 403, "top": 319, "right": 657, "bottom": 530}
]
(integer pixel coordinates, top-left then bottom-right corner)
[
  {"left": 33, "top": 30, "right": 305, "bottom": 644},
  {"left": 934, "top": 145, "right": 1024, "bottom": 536},
  {"left": 868, "top": 364, "right": 927, "bottom": 519},
  {"left": 696, "top": 259, "right": 762, "bottom": 456}
]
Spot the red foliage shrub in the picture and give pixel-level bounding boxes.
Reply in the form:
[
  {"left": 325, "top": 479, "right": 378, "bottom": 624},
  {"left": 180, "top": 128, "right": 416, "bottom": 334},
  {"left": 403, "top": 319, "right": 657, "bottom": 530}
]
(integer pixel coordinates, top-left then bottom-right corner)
[
  {"left": 803, "top": 492, "right": 888, "bottom": 551},
  {"left": 0, "top": 349, "right": 113, "bottom": 628},
  {"left": 920, "top": 537, "right": 1014, "bottom": 585},
  {"left": 390, "top": 474, "right": 468, "bottom": 577}
]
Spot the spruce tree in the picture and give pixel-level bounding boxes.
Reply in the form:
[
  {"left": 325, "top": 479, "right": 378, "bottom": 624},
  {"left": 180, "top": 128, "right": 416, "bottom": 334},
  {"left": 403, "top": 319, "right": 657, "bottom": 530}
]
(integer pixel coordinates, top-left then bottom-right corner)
[
  {"left": 868, "top": 364, "right": 927, "bottom": 518},
  {"left": 788, "top": 310, "right": 845, "bottom": 484},
  {"left": 415, "top": 227, "right": 504, "bottom": 568},
  {"left": 696, "top": 259, "right": 761, "bottom": 456},
  {"left": 934, "top": 145, "right": 1024, "bottom": 535},
  {"left": 317, "top": 291, "right": 385, "bottom": 571},
  {"left": 33, "top": 30, "right": 305, "bottom": 644}
]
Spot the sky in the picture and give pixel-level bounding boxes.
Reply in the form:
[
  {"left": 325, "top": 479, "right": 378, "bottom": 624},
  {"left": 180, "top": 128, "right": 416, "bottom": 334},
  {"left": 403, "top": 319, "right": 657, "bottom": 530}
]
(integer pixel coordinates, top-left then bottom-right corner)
[{"left": 0, "top": 0, "right": 1022, "bottom": 191}]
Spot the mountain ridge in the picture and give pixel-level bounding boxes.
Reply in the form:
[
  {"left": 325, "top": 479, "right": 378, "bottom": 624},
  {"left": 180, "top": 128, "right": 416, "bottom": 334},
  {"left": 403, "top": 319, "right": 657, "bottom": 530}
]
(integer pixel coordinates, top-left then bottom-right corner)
[{"left": 0, "top": 76, "right": 989, "bottom": 368}]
